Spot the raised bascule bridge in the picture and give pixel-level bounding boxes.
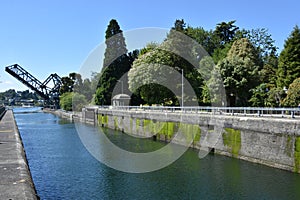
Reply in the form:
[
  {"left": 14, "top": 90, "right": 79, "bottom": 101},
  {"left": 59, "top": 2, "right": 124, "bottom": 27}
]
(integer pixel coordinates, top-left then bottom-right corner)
[{"left": 5, "top": 64, "right": 62, "bottom": 108}]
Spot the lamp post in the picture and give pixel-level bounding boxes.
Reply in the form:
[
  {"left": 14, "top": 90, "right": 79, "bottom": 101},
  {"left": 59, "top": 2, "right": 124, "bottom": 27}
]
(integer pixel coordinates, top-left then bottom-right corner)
[
  {"left": 175, "top": 67, "right": 184, "bottom": 108},
  {"left": 117, "top": 80, "right": 123, "bottom": 94}
]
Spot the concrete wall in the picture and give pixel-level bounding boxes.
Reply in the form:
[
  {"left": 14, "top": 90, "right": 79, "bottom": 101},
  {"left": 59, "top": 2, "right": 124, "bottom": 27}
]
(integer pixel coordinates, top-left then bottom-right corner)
[
  {"left": 0, "top": 110, "right": 38, "bottom": 199},
  {"left": 84, "top": 108, "right": 300, "bottom": 173}
]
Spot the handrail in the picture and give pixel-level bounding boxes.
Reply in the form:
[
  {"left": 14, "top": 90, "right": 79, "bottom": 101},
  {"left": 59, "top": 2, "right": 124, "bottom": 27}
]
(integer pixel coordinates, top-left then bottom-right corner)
[
  {"left": 0, "top": 106, "right": 6, "bottom": 120},
  {"left": 90, "top": 106, "right": 300, "bottom": 119}
]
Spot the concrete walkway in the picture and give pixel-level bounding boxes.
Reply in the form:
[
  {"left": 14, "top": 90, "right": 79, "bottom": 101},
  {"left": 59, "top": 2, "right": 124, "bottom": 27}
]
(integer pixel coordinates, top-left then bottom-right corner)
[{"left": 0, "top": 110, "right": 38, "bottom": 199}]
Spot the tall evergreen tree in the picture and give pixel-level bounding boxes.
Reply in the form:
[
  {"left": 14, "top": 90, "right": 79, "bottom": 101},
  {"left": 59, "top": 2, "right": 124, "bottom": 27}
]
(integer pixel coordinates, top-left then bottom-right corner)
[
  {"left": 214, "top": 20, "right": 239, "bottom": 45},
  {"left": 277, "top": 25, "right": 300, "bottom": 89},
  {"left": 103, "top": 19, "right": 128, "bottom": 69},
  {"left": 95, "top": 19, "right": 131, "bottom": 105}
]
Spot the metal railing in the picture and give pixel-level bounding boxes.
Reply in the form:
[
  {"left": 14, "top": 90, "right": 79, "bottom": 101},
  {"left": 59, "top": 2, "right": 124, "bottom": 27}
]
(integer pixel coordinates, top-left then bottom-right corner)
[
  {"left": 0, "top": 106, "right": 6, "bottom": 120},
  {"left": 94, "top": 106, "right": 300, "bottom": 119}
]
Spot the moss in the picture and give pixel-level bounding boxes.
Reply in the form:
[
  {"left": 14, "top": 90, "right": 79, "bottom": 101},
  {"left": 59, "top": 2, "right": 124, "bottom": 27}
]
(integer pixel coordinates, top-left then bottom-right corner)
[
  {"left": 144, "top": 119, "right": 151, "bottom": 134},
  {"left": 158, "top": 122, "right": 166, "bottom": 135},
  {"left": 136, "top": 119, "right": 140, "bottom": 133},
  {"left": 178, "top": 123, "right": 200, "bottom": 145},
  {"left": 130, "top": 118, "right": 133, "bottom": 133},
  {"left": 222, "top": 128, "right": 241, "bottom": 158},
  {"left": 193, "top": 125, "right": 201, "bottom": 142},
  {"left": 99, "top": 115, "right": 108, "bottom": 126},
  {"left": 97, "top": 114, "right": 101, "bottom": 125},
  {"left": 294, "top": 137, "right": 300, "bottom": 173},
  {"left": 103, "top": 115, "right": 108, "bottom": 124},
  {"left": 114, "top": 116, "right": 119, "bottom": 130},
  {"left": 167, "top": 122, "right": 174, "bottom": 139}
]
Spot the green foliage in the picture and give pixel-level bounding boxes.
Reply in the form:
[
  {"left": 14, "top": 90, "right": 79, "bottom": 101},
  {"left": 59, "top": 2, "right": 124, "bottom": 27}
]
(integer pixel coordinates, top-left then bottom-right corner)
[
  {"left": 214, "top": 20, "right": 239, "bottom": 45},
  {"left": 60, "top": 74, "right": 75, "bottom": 94},
  {"left": 72, "top": 92, "right": 88, "bottom": 111},
  {"left": 249, "top": 83, "right": 268, "bottom": 107},
  {"left": 95, "top": 20, "right": 140, "bottom": 105},
  {"left": 186, "top": 26, "right": 221, "bottom": 56},
  {"left": 260, "top": 50, "right": 278, "bottom": 85},
  {"left": 212, "top": 42, "right": 232, "bottom": 64},
  {"left": 59, "top": 92, "right": 73, "bottom": 111},
  {"left": 218, "top": 38, "right": 260, "bottom": 106},
  {"left": 128, "top": 20, "right": 204, "bottom": 106},
  {"left": 282, "top": 78, "right": 300, "bottom": 107},
  {"left": 277, "top": 25, "right": 300, "bottom": 89},
  {"left": 103, "top": 19, "right": 128, "bottom": 68},
  {"left": 265, "top": 87, "right": 286, "bottom": 107},
  {"left": 59, "top": 92, "right": 88, "bottom": 111}
]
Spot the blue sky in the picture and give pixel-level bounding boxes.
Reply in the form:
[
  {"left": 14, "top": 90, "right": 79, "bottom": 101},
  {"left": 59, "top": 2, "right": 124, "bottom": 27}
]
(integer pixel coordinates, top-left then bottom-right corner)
[{"left": 0, "top": 0, "right": 299, "bottom": 92}]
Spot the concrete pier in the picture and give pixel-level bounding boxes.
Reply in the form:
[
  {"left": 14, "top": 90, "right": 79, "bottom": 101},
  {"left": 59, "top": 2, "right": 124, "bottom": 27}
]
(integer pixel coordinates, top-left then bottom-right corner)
[{"left": 0, "top": 110, "right": 38, "bottom": 199}]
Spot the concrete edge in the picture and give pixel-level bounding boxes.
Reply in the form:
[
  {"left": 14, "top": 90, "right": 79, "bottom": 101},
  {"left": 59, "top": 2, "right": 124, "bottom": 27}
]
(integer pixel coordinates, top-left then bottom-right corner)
[{"left": 0, "top": 110, "right": 40, "bottom": 199}]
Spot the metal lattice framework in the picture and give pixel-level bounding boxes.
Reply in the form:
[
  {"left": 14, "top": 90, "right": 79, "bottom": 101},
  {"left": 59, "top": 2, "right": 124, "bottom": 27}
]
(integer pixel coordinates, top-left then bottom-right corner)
[{"left": 5, "top": 64, "right": 62, "bottom": 105}]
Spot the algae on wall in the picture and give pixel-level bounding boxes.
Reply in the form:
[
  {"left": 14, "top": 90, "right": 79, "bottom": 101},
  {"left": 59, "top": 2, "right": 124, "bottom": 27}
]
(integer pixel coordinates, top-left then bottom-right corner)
[
  {"left": 98, "top": 114, "right": 108, "bottom": 126},
  {"left": 222, "top": 128, "right": 241, "bottom": 157},
  {"left": 294, "top": 136, "right": 300, "bottom": 173},
  {"left": 179, "top": 123, "right": 201, "bottom": 146},
  {"left": 114, "top": 116, "right": 119, "bottom": 130},
  {"left": 136, "top": 119, "right": 140, "bottom": 133}
]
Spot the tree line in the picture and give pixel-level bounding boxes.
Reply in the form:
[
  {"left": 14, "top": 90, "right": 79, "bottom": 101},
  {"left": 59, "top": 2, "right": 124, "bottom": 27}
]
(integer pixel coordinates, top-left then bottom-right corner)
[{"left": 59, "top": 19, "right": 300, "bottom": 110}]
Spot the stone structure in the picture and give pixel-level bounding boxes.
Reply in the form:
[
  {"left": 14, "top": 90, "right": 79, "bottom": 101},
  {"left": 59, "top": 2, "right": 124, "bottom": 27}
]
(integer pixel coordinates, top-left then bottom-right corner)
[{"left": 83, "top": 107, "right": 300, "bottom": 173}]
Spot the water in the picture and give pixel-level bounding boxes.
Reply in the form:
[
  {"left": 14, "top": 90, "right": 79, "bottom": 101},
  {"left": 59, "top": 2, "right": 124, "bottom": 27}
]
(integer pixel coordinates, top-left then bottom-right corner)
[{"left": 14, "top": 108, "right": 300, "bottom": 199}]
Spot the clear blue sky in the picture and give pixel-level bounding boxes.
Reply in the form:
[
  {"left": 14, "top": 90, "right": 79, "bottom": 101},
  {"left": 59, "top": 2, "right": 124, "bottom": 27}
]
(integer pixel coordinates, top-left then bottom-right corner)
[{"left": 0, "top": 0, "right": 299, "bottom": 92}]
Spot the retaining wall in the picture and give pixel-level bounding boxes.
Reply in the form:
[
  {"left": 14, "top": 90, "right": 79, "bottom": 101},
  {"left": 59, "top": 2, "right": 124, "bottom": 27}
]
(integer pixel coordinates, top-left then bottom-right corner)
[{"left": 84, "top": 108, "right": 300, "bottom": 173}]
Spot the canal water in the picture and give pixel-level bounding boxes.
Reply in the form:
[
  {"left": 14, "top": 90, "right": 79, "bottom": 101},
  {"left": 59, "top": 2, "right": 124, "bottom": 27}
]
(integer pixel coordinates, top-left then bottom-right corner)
[{"left": 14, "top": 108, "right": 300, "bottom": 199}]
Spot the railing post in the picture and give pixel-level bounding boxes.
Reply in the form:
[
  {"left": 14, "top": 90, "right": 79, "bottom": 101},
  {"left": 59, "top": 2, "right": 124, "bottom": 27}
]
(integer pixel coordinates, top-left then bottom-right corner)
[{"left": 291, "top": 111, "right": 295, "bottom": 118}]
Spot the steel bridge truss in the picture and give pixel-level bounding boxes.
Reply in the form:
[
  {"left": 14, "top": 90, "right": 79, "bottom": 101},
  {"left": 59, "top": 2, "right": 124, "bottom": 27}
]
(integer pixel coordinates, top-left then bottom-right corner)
[{"left": 5, "top": 64, "right": 62, "bottom": 106}]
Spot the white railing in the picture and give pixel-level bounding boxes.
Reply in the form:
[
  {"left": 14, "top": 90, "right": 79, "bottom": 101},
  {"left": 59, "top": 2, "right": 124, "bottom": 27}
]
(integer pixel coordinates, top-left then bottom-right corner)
[{"left": 95, "top": 106, "right": 300, "bottom": 119}]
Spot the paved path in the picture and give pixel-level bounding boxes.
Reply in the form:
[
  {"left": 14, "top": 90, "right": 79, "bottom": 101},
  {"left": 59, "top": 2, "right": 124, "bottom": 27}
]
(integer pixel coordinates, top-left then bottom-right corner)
[{"left": 0, "top": 110, "right": 38, "bottom": 199}]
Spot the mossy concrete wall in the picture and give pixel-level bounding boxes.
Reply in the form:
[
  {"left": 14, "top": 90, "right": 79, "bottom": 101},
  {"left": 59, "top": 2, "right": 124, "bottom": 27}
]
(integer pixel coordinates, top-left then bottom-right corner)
[{"left": 86, "top": 108, "right": 300, "bottom": 173}]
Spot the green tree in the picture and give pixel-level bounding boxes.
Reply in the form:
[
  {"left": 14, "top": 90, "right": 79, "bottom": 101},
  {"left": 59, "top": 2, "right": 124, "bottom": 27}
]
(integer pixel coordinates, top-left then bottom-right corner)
[
  {"left": 277, "top": 25, "right": 300, "bottom": 88},
  {"left": 59, "top": 92, "right": 73, "bottom": 111},
  {"left": 265, "top": 87, "right": 285, "bottom": 107},
  {"left": 128, "top": 48, "right": 181, "bottom": 105},
  {"left": 214, "top": 20, "right": 239, "bottom": 45},
  {"left": 59, "top": 92, "right": 88, "bottom": 111},
  {"left": 282, "top": 78, "right": 300, "bottom": 107},
  {"left": 218, "top": 38, "right": 260, "bottom": 106},
  {"left": 95, "top": 19, "right": 135, "bottom": 105},
  {"left": 244, "top": 28, "right": 277, "bottom": 61},
  {"left": 128, "top": 20, "right": 203, "bottom": 106},
  {"left": 186, "top": 26, "right": 222, "bottom": 56},
  {"left": 260, "top": 50, "right": 278, "bottom": 86},
  {"left": 249, "top": 83, "right": 268, "bottom": 107}
]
